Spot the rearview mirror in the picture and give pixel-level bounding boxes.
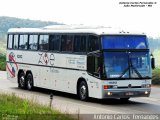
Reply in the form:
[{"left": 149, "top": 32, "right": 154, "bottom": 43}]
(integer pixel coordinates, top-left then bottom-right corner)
[{"left": 151, "top": 57, "right": 155, "bottom": 69}]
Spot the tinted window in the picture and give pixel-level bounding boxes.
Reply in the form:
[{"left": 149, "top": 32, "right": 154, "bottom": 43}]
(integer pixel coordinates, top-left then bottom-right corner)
[
  {"left": 49, "top": 35, "right": 61, "bottom": 51},
  {"left": 19, "top": 35, "right": 28, "bottom": 49},
  {"left": 13, "top": 35, "right": 19, "bottom": 49},
  {"left": 29, "top": 35, "right": 38, "bottom": 50},
  {"left": 39, "top": 35, "right": 49, "bottom": 51},
  {"left": 103, "top": 52, "right": 151, "bottom": 79},
  {"left": 102, "top": 35, "right": 148, "bottom": 49},
  {"left": 8, "top": 35, "right": 13, "bottom": 49},
  {"left": 74, "top": 35, "right": 86, "bottom": 52},
  {"left": 87, "top": 55, "right": 101, "bottom": 77},
  {"left": 88, "top": 36, "right": 100, "bottom": 52},
  {"left": 61, "top": 35, "right": 74, "bottom": 52}
]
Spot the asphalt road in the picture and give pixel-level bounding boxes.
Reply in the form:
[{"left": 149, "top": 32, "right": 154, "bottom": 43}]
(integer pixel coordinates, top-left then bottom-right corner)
[{"left": 0, "top": 71, "right": 160, "bottom": 119}]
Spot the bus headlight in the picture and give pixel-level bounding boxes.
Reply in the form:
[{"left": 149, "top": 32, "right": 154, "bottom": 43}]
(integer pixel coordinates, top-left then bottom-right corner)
[
  {"left": 107, "top": 92, "right": 112, "bottom": 95},
  {"left": 141, "top": 84, "right": 151, "bottom": 88},
  {"left": 145, "top": 91, "right": 149, "bottom": 94}
]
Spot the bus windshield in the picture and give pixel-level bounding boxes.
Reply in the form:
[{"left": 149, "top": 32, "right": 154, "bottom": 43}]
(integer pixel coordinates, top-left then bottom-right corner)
[
  {"left": 102, "top": 35, "right": 148, "bottom": 49},
  {"left": 104, "top": 52, "right": 151, "bottom": 79}
]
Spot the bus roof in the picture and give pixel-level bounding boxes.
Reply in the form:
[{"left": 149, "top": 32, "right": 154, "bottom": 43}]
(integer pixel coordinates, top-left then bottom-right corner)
[{"left": 8, "top": 25, "right": 145, "bottom": 36}]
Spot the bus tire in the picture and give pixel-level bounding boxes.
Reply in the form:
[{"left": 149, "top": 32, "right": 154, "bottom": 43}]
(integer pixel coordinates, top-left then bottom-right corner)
[
  {"left": 26, "top": 73, "right": 34, "bottom": 90},
  {"left": 18, "top": 72, "right": 26, "bottom": 89},
  {"left": 78, "top": 81, "right": 88, "bottom": 101}
]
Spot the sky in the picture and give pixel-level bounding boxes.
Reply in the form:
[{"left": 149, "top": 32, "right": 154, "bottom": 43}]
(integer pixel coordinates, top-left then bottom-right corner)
[{"left": 0, "top": 0, "right": 160, "bottom": 38}]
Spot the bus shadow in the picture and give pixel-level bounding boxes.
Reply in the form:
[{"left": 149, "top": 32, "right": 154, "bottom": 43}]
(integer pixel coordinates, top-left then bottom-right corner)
[
  {"left": 89, "top": 98, "right": 145, "bottom": 106},
  {"left": 31, "top": 87, "right": 78, "bottom": 100},
  {"left": 13, "top": 86, "right": 146, "bottom": 106}
]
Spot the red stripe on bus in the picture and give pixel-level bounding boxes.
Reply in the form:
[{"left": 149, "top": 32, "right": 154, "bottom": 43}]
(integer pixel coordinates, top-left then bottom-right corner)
[
  {"left": 9, "top": 54, "right": 18, "bottom": 70},
  {"left": 7, "top": 64, "right": 15, "bottom": 77}
]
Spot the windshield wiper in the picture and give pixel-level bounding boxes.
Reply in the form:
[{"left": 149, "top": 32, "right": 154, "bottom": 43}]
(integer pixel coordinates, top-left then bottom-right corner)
[
  {"left": 130, "top": 59, "right": 143, "bottom": 78},
  {"left": 118, "top": 58, "right": 143, "bottom": 79},
  {"left": 131, "top": 65, "right": 143, "bottom": 78},
  {"left": 118, "top": 66, "right": 129, "bottom": 78}
]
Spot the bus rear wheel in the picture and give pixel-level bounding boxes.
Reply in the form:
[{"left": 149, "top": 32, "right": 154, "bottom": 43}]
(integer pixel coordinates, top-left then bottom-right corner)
[
  {"left": 18, "top": 72, "right": 26, "bottom": 89},
  {"left": 26, "top": 73, "right": 34, "bottom": 90},
  {"left": 78, "top": 81, "right": 88, "bottom": 101}
]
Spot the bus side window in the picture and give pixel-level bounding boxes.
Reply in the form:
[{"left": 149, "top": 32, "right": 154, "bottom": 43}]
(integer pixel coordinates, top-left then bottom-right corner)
[
  {"left": 61, "top": 35, "right": 73, "bottom": 52},
  {"left": 39, "top": 35, "right": 49, "bottom": 51},
  {"left": 8, "top": 35, "right": 13, "bottom": 49},
  {"left": 29, "top": 35, "right": 38, "bottom": 50},
  {"left": 13, "top": 35, "right": 19, "bottom": 49},
  {"left": 88, "top": 35, "right": 100, "bottom": 52},
  {"left": 87, "top": 55, "right": 101, "bottom": 77},
  {"left": 19, "top": 35, "right": 28, "bottom": 50},
  {"left": 87, "top": 56, "right": 95, "bottom": 74},
  {"left": 74, "top": 35, "right": 86, "bottom": 53},
  {"left": 49, "top": 35, "right": 61, "bottom": 51}
]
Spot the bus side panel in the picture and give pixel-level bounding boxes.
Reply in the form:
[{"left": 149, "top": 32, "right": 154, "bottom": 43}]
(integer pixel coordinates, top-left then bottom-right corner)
[
  {"left": 87, "top": 75, "right": 103, "bottom": 99},
  {"left": 7, "top": 50, "right": 93, "bottom": 97}
]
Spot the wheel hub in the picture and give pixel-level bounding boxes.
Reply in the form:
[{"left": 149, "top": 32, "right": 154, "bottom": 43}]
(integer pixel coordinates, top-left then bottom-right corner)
[
  {"left": 80, "top": 85, "right": 86, "bottom": 98},
  {"left": 20, "top": 76, "right": 25, "bottom": 86}
]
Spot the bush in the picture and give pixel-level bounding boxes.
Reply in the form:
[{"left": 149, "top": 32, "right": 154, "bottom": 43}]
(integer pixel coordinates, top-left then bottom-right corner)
[
  {"left": 0, "top": 54, "right": 6, "bottom": 71},
  {"left": 152, "top": 68, "right": 160, "bottom": 85}
]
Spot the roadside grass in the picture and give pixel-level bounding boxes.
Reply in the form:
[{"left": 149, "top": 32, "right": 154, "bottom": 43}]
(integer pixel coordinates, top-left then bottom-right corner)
[
  {"left": 0, "top": 93, "right": 75, "bottom": 120},
  {"left": 152, "top": 68, "right": 160, "bottom": 85}
]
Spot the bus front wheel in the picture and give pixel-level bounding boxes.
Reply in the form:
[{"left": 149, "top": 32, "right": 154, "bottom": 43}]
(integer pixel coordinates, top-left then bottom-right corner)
[
  {"left": 78, "top": 81, "right": 88, "bottom": 101},
  {"left": 26, "top": 73, "right": 34, "bottom": 90}
]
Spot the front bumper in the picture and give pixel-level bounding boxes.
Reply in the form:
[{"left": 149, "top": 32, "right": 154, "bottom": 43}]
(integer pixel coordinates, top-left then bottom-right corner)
[{"left": 102, "top": 88, "right": 151, "bottom": 98}]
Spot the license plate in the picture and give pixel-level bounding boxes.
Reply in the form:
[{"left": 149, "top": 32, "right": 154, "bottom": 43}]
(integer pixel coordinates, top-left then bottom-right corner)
[{"left": 126, "top": 92, "right": 134, "bottom": 96}]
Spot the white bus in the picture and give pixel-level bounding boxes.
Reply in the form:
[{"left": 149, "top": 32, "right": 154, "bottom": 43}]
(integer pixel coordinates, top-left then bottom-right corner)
[{"left": 6, "top": 25, "right": 155, "bottom": 101}]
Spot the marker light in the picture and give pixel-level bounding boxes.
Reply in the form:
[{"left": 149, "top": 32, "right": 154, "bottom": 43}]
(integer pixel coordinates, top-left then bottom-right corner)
[{"left": 104, "top": 85, "right": 108, "bottom": 89}]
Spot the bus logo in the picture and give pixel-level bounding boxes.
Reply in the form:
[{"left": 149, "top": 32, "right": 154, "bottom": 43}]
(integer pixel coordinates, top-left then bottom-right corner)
[
  {"left": 128, "top": 84, "right": 132, "bottom": 88},
  {"left": 43, "top": 53, "right": 49, "bottom": 65},
  {"left": 38, "top": 53, "right": 49, "bottom": 65}
]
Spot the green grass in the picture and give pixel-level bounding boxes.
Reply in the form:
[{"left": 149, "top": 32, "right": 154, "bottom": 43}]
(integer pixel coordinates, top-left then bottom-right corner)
[
  {"left": 0, "top": 93, "right": 75, "bottom": 120},
  {"left": 152, "top": 68, "right": 160, "bottom": 85}
]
